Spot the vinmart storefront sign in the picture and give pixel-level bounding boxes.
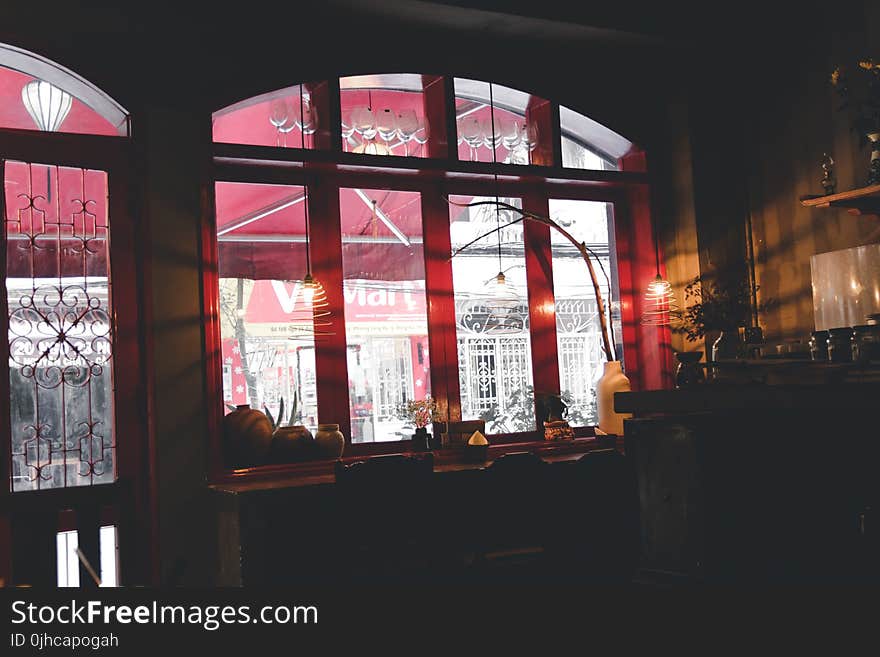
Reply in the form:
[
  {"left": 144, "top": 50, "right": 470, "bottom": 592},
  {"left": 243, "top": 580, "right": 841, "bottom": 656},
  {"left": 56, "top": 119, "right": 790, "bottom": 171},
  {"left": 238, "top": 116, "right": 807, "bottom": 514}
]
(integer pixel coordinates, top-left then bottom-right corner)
[{"left": 244, "top": 279, "right": 428, "bottom": 336}]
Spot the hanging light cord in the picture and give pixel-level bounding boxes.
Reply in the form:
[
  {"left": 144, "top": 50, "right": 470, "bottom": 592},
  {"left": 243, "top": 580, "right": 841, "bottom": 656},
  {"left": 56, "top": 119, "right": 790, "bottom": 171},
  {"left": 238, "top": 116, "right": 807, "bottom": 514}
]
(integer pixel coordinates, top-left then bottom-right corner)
[
  {"left": 299, "top": 84, "right": 312, "bottom": 276},
  {"left": 489, "top": 82, "right": 503, "bottom": 273}
]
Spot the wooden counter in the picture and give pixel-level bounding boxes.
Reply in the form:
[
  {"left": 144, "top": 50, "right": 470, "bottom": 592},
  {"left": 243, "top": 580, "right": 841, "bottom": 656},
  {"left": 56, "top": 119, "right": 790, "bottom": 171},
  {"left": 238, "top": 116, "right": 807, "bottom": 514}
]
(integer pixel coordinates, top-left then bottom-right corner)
[
  {"left": 617, "top": 383, "right": 879, "bottom": 583},
  {"left": 211, "top": 435, "right": 637, "bottom": 586}
]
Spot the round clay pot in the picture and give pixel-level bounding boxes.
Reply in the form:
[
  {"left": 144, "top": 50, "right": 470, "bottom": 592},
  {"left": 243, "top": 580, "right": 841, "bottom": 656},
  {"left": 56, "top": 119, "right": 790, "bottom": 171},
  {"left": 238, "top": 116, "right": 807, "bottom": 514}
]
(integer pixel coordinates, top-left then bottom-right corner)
[
  {"left": 222, "top": 404, "right": 273, "bottom": 468},
  {"left": 315, "top": 423, "right": 345, "bottom": 459},
  {"left": 269, "top": 425, "right": 315, "bottom": 464}
]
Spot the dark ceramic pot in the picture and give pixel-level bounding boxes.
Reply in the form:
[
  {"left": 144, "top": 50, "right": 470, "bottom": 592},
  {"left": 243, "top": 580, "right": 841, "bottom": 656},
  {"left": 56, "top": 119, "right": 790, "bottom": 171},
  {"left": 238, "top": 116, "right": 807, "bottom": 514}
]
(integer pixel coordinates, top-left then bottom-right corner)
[
  {"left": 674, "top": 351, "right": 705, "bottom": 387},
  {"left": 269, "top": 425, "right": 315, "bottom": 464},
  {"left": 412, "top": 426, "right": 430, "bottom": 451}
]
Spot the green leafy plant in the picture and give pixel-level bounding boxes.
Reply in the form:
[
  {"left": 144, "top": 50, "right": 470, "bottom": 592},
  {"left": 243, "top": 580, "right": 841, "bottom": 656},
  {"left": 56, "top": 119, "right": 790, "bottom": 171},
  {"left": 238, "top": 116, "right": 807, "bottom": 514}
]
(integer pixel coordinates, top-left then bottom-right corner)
[
  {"left": 831, "top": 58, "right": 880, "bottom": 142},
  {"left": 263, "top": 389, "right": 301, "bottom": 431},
  {"left": 675, "top": 275, "right": 769, "bottom": 343}
]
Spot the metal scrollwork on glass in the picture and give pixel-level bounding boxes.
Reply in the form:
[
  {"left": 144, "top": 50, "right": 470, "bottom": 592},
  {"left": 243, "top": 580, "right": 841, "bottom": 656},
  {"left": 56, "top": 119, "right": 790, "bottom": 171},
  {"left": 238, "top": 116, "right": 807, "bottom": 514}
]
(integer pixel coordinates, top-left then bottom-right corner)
[
  {"left": 5, "top": 162, "right": 115, "bottom": 491},
  {"left": 455, "top": 297, "right": 529, "bottom": 335}
]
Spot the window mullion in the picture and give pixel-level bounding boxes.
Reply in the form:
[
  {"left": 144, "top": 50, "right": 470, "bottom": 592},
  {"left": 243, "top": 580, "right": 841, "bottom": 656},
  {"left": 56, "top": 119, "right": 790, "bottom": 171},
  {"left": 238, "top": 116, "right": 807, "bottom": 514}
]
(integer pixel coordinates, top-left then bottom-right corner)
[
  {"left": 522, "top": 192, "right": 561, "bottom": 418},
  {"left": 308, "top": 176, "right": 351, "bottom": 440},
  {"left": 421, "top": 185, "right": 462, "bottom": 425}
]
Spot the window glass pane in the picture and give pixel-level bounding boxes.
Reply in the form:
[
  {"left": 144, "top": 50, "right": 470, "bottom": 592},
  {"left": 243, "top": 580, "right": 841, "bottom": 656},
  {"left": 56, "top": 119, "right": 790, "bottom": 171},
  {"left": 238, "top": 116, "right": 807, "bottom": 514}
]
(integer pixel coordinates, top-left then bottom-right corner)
[
  {"left": 559, "top": 105, "right": 631, "bottom": 171},
  {"left": 215, "top": 182, "right": 320, "bottom": 440},
  {"left": 56, "top": 530, "right": 79, "bottom": 587},
  {"left": 5, "top": 162, "right": 115, "bottom": 492},
  {"left": 449, "top": 194, "right": 535, "bottom": 433},
  {"left": 55, "top": 525, "right": 118, "bottom": 587},
  {"left": 339, "top": 188, "right": 429, "bottom": 443},
  {"left": 213, "top": 83, "right": 324, "bottom": 149},
  {"left": 0, "top": 59, "right": 128, "bottom": 136},
  {"left": 561, "top": 135, "right": 616, "bottom": 171},
  {"left": 340, "top": 74, "right": 431, "bottom": 157},
  {"left": 549, "top": 199, "right": 615, "bottom": 426},
  {"left": 453, "top": 78, "right": 550, "bottom": 165}
]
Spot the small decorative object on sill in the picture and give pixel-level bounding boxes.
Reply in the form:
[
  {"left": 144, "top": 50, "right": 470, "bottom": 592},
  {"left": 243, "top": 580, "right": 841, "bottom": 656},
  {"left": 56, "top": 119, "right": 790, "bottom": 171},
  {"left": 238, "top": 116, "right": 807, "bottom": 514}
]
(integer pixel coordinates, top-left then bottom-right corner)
[
  {"left": 222, "top": 404, "right": 274, "bottom": 468},
  {"left": 820, "top": 152, "right": 837, "bottom": 195},
  {"left": 315, "top": 423, "right": 345, "bottom": 459},
  {"left": 596, "top": 360, "right": 632, "bottom": 436},
  {"left": 810, "top": 330, "right": 830, "bottom": 361},
  {"left": 827, "top": 327, "right": 855, "bottom": 362},
  {"left": 543, "top": 419, "right": 574, "bottom": 441},
  {"left": 465, "top": 430, "right": 489, "bottom": 463},
  {"left": 674, "top": 351, "right": 705, "bottom": 387},
  {"left": 398, "top": 395, "right": 438, "bottom": 451}
]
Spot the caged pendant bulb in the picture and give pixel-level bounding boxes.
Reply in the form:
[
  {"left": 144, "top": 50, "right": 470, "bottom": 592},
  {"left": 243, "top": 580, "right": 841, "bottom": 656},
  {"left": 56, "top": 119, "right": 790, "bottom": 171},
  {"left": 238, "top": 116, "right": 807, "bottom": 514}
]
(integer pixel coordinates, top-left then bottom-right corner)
[
  {"left": 484, "top": 271, "right": 520, "bottom": 316},
  {"left": 287, "top": 273, "right": 332, "bottom": 340},
  {"left": 641, "top": 274, "right": 679, "bottom": 326}
]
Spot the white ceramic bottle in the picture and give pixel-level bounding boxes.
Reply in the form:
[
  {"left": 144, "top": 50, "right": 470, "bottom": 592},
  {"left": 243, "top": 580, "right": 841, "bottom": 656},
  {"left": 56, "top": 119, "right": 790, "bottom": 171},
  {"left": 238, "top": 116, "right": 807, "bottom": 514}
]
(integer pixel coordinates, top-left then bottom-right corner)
[{"left": 596, "top": 360, "right": 633, "bottom": 435}]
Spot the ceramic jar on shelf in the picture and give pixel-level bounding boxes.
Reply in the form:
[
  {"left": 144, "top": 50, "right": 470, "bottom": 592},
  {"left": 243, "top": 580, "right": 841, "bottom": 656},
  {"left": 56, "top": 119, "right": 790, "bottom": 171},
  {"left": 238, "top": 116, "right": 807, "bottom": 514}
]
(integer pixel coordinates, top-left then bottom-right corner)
[{"left": 315, "top": 423, "right": 345, "bottom": 459}]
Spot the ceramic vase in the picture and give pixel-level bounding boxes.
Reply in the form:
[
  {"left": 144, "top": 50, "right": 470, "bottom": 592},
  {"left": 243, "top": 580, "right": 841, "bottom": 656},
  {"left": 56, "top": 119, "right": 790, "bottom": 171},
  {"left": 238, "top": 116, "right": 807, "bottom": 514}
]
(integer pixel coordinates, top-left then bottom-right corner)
[
  {"left": 868, "top": 132, "right": 880, "bottom": 186},
  {"left": 269, "top": 425, "right": 314, "bottom": 464},
  {"left": 315, "top": 423, "right": 345, "bottom": 459},
  {"left": 222, "top": 404, "right": 273, "bottom": 468},
  {"left": 596, "top": 360, "right": 632, "bottom": 436}
]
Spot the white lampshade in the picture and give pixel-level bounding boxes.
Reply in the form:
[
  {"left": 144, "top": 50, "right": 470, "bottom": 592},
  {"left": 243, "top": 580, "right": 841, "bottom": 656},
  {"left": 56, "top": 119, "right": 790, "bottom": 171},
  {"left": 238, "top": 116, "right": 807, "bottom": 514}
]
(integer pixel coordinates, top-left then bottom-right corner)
[{"left": 21, "top": 80, "right": 72, "bottom": 132}]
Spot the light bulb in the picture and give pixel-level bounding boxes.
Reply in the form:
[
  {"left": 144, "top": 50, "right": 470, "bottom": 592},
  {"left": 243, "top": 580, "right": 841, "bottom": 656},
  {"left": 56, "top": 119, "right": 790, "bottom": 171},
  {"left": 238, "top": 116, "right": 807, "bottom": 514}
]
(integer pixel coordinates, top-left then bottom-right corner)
[
  {"left": 484, "top": 272, "right": 520, "bottom": 315},
  {"left": 641, "top": 274, "right": 679, "bottom": 326},
  {"left": 302, "top": 274, "right": 319, "bottom": 304}
]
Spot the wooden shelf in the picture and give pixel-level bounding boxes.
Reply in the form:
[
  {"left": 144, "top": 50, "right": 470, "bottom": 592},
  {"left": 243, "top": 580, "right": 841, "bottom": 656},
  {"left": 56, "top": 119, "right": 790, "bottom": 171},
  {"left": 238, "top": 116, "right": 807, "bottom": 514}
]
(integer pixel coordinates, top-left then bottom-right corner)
[{"left": 800, "top": 183, "right": 880, "bottom": 215}]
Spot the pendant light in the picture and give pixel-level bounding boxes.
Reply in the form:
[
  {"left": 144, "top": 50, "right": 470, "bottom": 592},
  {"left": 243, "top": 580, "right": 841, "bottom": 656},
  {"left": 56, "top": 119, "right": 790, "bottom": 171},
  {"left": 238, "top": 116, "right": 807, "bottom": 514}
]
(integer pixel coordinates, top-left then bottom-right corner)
[
  {"left": 21, "top": 79, "right": 72, "bottom": 132},
  {"left": 288, "top": 84, "right": 332, "bottom": 340},
  {"left": 641, "top": 218, "right": 678, "bottom": 326},
  {"left": 481, "top": 82, "right": 523, "bottom": 334}
]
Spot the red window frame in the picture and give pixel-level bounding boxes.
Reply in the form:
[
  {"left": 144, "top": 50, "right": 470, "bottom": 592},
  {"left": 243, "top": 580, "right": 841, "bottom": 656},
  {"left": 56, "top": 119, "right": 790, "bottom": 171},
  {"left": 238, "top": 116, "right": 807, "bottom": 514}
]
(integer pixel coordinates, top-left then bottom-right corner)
[{"left": 204, "top": 76, "right": 673, "bottom": 482}]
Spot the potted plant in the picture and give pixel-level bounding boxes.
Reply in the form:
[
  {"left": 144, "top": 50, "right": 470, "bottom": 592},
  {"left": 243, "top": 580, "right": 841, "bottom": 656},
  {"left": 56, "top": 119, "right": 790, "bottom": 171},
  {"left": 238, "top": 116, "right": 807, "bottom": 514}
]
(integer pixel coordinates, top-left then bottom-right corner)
[
  {"left": 399, "top": 396, "right": 438, "bottom": 451},
  {"left": 830, "top": 58, "right": 880, "bottom": 185},
  {"left": 676, "top": 275, "right": 758, "bottom": 362},
  {"left": 264, "top": 390, "right": 316, "bottom": 463}
]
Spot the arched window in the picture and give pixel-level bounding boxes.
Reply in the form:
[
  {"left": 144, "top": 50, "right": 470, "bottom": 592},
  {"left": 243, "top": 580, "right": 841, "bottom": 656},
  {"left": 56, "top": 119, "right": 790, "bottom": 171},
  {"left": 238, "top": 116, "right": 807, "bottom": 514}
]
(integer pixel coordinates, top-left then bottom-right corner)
[
  {"left": 1, "top": 44, "right": 149, "bottom": 586},
  {"left": 207, "top": 73, "right": 666, "bottom": 477},
  {"left": 0, "top": 43, "right": 129, "bottom": 136}
]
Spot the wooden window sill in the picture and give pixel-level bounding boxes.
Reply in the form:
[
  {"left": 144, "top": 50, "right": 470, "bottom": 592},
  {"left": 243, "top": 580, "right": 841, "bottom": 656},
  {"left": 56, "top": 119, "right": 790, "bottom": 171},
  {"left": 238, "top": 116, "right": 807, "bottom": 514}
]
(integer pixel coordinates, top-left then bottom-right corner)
[{"left": 209, "top": 433, "right": 622, "bottom": 493}]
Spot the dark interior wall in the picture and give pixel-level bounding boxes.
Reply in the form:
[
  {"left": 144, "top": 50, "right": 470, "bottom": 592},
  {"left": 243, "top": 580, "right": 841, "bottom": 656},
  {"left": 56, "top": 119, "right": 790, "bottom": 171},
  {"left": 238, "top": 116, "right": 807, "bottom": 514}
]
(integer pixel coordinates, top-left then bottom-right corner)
[
  {"left": 0, "top": 1, "right": 698, "bottom": 584},
  {"left": 743, "top": 1, "right": 880, "bottom": 340}
]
